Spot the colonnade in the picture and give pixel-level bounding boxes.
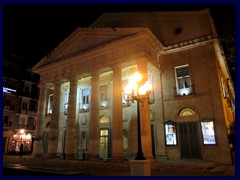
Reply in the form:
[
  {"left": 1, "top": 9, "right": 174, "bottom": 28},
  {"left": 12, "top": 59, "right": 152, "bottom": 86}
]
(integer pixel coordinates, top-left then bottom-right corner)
[{"left": 32, "top": 62, "right": 153, "bottom": 160}]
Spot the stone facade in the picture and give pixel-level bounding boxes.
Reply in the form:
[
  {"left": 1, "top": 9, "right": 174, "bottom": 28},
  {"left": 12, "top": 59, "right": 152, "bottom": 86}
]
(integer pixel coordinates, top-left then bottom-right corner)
[{"left": 32, "top": 10, "right": 235, "bottom": 164}]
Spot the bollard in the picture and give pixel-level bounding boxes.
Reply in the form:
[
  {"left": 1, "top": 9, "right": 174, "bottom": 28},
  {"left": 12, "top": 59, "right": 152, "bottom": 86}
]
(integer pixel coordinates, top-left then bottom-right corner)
[{"left": 83, "top": 153, "right": 85, "bottom": 160}]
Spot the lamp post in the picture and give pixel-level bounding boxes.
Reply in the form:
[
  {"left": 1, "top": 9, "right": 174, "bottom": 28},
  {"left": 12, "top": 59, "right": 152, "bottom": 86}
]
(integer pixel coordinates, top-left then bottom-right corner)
[{"left": 123, "top": 72, "right": 152, "bottom": 160}]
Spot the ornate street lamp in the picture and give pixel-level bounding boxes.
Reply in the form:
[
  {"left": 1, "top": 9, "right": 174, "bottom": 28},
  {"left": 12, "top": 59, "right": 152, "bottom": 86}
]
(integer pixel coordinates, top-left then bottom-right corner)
[{"left": 123, "top": 72, "right": 152, "bottom": 160}]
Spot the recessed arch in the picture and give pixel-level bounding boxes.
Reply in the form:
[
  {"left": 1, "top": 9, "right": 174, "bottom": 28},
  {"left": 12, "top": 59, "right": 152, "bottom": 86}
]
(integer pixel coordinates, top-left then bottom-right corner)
[
  {"left": 178, "top": 107, "right": 196, "bottom": 116},
  {"left": 99, "top": 115, "right": 109, "bottom": 123}
]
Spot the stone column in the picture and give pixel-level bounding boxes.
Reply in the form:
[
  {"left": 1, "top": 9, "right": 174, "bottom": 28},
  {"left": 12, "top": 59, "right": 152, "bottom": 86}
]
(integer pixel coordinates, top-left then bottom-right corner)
[
  {"left": 32, "top": 84, "right": 47, "bottom": 157},
  {"left": 138, "top": 61, "right": 153, "bottom": 160},
  {"left": 111, "top": 67, "right": 123, "bottom": 161},
  {"left": 88, "top": 72, "right": 100, "bottom": 159},
  {"left": 65, "top": 78, "right": 78, "bottom": 159},
  {"left": 46, "top": 81, "right": 61, "bottom": 158}
]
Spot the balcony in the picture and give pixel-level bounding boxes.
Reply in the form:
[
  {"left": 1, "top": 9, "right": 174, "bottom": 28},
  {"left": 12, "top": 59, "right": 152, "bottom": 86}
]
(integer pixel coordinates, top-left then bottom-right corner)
[
  {"left": 3, "top": 105, "right": 14, "bottom": 111},
  {"left": 174, "top": 84, "right": 195, "bottom": 97}
]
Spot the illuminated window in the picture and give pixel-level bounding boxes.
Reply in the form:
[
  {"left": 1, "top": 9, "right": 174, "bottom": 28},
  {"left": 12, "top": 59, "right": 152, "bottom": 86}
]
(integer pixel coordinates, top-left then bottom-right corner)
[
  {"left": 175, "top": 65, "right": 193, "bottom": 96},
  {"left": 100, "top": 85, "right": 109, "bottom": 107},
  {"left": 47, "top": 94, "right": 53, "bottom": 114},
  {"left": 221, "top": 78, "right": 227, "bottom": 97},
  {"left": 200, "top": 121, "right": 216, "bottom": 145},
  {"left": 122, "top": 80, "right": 128, "bottom": 104},
  {"left": 164, "top": 120, "right": 177, "bottom": 146},
  {"left": 64, "top": 103, "right": 68, "bottom": 115},
  {"left": 79, "top": 88, "right": 90, "bottom": 111},
  {"left": 82, "top": 88, "right": 89, "bottom": 105}
]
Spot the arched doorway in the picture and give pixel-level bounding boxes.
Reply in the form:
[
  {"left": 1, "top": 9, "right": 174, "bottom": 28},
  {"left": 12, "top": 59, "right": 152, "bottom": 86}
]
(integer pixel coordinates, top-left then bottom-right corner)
[
  {"left": 99, "top": 116, "right": 110, "bottom": 159},
  {"left": 177, "top": 107, "right": 202, "bottom": 159}
]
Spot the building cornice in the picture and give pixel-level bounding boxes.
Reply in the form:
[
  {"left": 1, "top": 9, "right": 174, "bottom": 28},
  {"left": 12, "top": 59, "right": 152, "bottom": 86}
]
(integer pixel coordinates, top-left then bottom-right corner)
[{"left": 159, "top": 35, "right": 216, "bottom": 55}]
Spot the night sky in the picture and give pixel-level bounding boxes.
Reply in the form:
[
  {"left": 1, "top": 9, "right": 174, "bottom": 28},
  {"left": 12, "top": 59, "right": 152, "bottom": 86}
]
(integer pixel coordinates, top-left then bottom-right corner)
[{"left": 3, "top": 4, "right": 235, "bottom": 69}]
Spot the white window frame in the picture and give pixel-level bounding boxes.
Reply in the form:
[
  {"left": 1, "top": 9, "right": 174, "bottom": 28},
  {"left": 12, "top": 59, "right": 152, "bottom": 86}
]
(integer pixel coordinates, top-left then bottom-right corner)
[{"left": 175, "top": 64, "right": 192, "bottom": 96}]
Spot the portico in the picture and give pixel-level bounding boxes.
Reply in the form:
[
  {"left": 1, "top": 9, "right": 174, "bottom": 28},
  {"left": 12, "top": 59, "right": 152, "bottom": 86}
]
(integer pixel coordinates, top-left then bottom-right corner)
[{"left": 32, "top": 28, "right": 163, "bottom": 160}]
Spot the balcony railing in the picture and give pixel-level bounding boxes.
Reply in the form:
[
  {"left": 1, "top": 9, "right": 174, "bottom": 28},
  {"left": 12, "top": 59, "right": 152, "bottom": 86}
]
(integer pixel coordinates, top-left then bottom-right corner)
[
  {"left": 3, "top": 105, "right": 14, "bottom": 111},
  {"left": 174, "top": 84, "right": 195, "bottom": 97}
]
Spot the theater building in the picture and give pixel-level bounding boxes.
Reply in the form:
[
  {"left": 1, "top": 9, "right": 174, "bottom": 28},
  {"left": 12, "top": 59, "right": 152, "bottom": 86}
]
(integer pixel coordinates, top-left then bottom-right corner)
[{"left": 32, "top": 9, "right": 235, "bottom": 164}]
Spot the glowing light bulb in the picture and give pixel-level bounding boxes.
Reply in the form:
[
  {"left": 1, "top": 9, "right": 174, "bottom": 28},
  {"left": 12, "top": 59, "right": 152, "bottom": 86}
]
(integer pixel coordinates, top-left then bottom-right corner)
[
  {"left": 133, "top": 72, "right": 142, "bottom": 82},
  {"left": 138, "top": 85, "right": 147, "bottom": 95},
  {"left": 144, "top": 81, "right": 152, "bottom": 91}
]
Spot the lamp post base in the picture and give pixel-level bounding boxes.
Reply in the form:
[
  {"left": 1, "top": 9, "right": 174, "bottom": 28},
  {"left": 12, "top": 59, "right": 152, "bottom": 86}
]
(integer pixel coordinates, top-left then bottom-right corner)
[{"left": 130, "top": 159, "right": 151, "bottom": 176}]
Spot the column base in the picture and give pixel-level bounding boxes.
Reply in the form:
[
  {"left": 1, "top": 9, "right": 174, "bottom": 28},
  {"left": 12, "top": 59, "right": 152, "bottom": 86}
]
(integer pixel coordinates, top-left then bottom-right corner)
[
  {"left": 87, "top": 154, "right": 101, "bottom": 161},
  {"left": 110, "top": 156, "right": 125, "bottom": 163},
  {"left": 130, "top": 160, "right": 151, "bottom": 176},
  {"left": 45, "top": 153, "right": 58, "bottom": 159},
  {"left": 65, "top": 153, "right": 77, "bottom": 160},
  {"left": 155, "top": 154, "right": 169, "bottom": 160},
  {"left": 31, "top": 153, "right": 43, "bottom": 158}
]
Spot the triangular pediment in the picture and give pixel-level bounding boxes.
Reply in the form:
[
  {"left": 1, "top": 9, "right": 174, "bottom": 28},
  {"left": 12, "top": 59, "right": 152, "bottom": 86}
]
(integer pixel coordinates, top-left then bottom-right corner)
[{"left": 33, "top": 28, "right": 149, "bottom": 70}]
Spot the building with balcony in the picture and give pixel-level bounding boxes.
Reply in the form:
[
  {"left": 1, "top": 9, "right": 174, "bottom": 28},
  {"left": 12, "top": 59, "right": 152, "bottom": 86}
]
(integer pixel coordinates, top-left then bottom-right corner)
[
  {"left": 3, "top": 53, "right": 40, "bottom": 154},
  {"left": 32, "top": 9, "right": 235, "bottom": 164}
]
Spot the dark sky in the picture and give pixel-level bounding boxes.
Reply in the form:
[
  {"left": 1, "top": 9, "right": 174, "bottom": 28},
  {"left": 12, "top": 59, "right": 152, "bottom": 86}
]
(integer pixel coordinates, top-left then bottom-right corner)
[{"left": 3, "top": 4, "right": 235, "bottom": 69}]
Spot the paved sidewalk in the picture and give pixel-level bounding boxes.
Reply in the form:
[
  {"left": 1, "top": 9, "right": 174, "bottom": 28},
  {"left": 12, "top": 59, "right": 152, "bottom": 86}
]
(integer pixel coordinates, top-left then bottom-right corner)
[{"left": 3, "top": 155, "right": 235, "bottom": 176}]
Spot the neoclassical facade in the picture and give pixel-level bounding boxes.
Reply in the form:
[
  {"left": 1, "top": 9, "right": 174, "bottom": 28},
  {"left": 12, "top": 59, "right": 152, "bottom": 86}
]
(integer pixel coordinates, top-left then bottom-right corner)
[{"left": 32, "top": 10, "right": 235, "bottom": 164}]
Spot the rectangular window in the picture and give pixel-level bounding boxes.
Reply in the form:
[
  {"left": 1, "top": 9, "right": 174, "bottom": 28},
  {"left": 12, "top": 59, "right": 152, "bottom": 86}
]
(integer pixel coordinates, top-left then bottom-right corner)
[
  {"left": 64, "top": 103, "right": 68, "bottom": 115},
  {"left": 22, "top": 102, "right": 28, "bottom": 109},
  {"left": 24, "top": 85, "right": 30, "bottom": 94},
  {"left": 122, "top": 80, "right": 128, "bottom": 104},
  {"left": 48, "top": 94, "right": 53, "bottom": 114},
  {"left": 100, "top": 85, "right": 108, "bottom": 101},
  {"left": 175, "top": 65, "right": 192, "bottom": 96},
  {"left": 82, "top": 88, "right": 89, "bottom": 105},
  {"left": 5, "top": 99, "right": 11, "bottom": 106},
  {"left": 4, "top": 116, "right": 9, "bottom": 127},
  {"left": 29, "top": 100, "right": 37, "bottom": 111},
  {"left": 100, "top": 85, "right": 109, "bottom": 107},
  {"left": 221, "top": 78, "right": 227, "bottom": 97},
  {"left": 165, "top": 122, "right": 177, "bottom": 145},
  {"left": 200, "top": 121, "right": 216, "bottom": 145}
]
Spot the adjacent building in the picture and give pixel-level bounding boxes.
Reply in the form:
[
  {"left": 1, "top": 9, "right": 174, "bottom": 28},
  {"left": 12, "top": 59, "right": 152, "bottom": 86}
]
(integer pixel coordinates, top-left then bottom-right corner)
[
  {"left": 3, "top": 53, "right": 40, "bottom": 155},
  {"left": 31, "top": 9, "right": 235, "bottom": 164}
]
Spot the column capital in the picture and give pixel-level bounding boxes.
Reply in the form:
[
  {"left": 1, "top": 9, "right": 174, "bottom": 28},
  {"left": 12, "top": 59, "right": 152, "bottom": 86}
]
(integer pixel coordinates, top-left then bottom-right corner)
[
  {"left": 68, "top": 76, "right": 80, "bottom": 82},
  {"left": 111, "top": 64, "right": 122, "bottom": 71},
  {"left": 90, "top": 70, "right": 101, "bottom": 77}
]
